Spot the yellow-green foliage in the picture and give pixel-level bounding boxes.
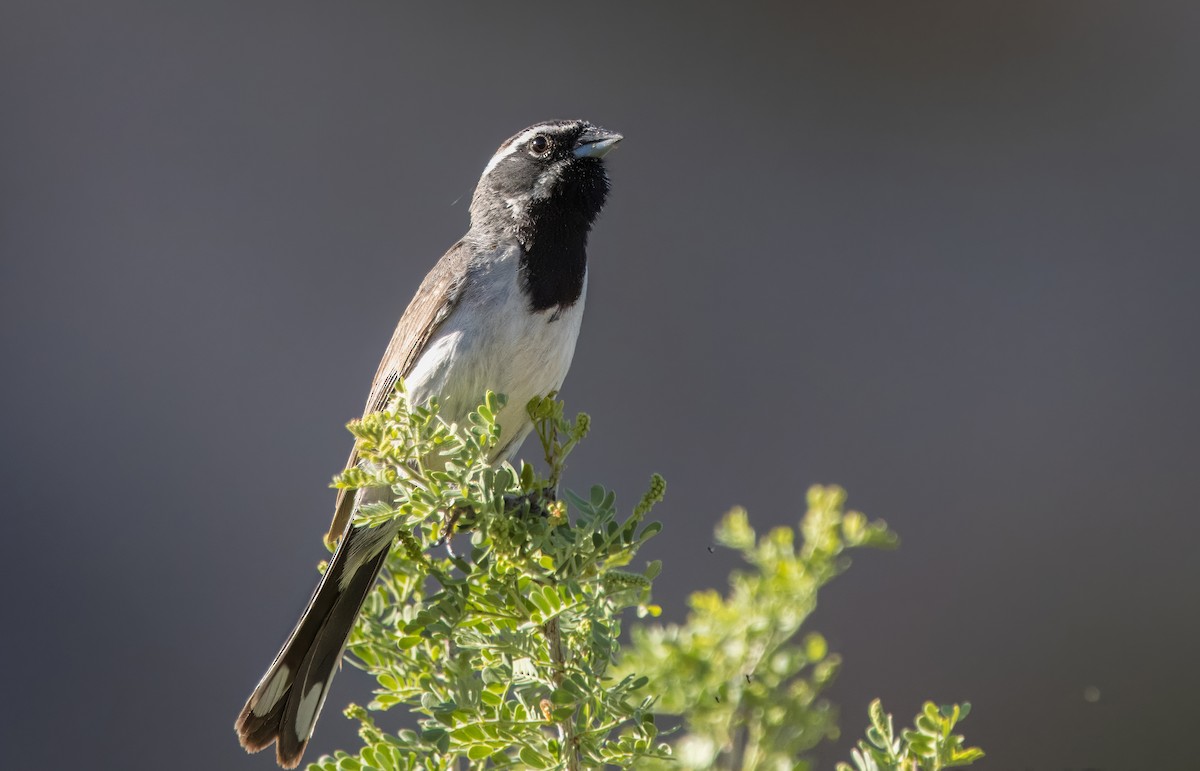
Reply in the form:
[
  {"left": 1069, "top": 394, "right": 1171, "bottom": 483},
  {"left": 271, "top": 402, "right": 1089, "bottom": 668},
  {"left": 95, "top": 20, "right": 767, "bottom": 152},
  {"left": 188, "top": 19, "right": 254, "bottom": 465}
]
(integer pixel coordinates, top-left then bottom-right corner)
[{"left": 307, "top": 388, "right": 981, "bottom": 771}]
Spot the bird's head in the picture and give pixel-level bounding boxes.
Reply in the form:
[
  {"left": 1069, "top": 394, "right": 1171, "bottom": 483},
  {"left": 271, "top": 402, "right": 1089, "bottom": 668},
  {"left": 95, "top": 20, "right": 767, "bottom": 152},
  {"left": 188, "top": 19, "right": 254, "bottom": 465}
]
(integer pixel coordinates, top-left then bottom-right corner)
[{"left": 469, "top": 120, "right": 621, "bottom": 242}]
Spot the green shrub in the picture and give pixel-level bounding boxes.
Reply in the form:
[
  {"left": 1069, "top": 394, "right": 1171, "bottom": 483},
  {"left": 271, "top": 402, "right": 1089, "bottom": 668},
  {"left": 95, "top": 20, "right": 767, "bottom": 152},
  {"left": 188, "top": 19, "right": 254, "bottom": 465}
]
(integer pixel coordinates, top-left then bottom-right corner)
[{"left": 304, "top": 388, "right": 981, "bottom": 771}]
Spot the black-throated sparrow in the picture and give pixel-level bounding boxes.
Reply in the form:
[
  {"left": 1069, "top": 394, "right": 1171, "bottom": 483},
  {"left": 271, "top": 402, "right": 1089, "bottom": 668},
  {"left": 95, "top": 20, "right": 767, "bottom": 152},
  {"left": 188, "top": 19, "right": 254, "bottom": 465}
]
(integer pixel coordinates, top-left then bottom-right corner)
[{"left": 235, "top": 120, "right": 621, "bottom": 768}]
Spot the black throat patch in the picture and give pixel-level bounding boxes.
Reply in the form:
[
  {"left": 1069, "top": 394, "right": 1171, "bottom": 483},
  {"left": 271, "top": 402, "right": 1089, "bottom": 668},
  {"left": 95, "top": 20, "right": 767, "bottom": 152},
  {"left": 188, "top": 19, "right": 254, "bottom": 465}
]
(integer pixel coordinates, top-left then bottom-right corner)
[{"left": 518, "top": 203, "right": 590, "bottom": 313}]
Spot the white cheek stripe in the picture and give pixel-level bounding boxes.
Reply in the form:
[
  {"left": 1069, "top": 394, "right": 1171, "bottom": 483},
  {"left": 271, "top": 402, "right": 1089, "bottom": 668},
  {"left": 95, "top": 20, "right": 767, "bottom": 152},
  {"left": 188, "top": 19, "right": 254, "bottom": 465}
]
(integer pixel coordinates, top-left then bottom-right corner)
[{"left": 479, "top": 126, "right": 545, "bottom": 180}]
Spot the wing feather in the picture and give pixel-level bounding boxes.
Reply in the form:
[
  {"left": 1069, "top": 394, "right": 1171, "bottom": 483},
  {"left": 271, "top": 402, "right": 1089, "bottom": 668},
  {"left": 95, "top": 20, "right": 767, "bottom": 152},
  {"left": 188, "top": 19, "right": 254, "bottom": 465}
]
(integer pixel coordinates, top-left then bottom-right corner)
[{"left": 324, "top": 240, "right": 471, "bottom": 543}]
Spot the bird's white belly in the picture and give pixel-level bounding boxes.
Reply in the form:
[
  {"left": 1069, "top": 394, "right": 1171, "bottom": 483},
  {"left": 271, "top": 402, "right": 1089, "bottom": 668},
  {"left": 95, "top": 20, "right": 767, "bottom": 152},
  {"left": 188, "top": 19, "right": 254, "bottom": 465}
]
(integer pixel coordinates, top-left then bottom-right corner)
[{"left": 403, "top": 254, "right": 586, "bottom": 461}]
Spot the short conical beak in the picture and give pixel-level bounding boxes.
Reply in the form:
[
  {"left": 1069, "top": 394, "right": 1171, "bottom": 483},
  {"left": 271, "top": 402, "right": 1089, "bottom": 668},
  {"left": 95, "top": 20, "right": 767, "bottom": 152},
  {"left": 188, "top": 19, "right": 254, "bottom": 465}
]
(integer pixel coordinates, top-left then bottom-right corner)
[{"left": 573, "top": 126, "right": 623, "bottom": 159}]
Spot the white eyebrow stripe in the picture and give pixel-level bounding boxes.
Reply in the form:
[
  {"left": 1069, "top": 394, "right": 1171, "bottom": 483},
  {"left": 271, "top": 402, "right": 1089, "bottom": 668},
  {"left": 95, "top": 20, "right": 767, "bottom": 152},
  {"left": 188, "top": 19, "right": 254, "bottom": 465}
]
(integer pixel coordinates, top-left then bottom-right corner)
[{"left": 479, "top": 126, "right": 547, "bottom": 180}]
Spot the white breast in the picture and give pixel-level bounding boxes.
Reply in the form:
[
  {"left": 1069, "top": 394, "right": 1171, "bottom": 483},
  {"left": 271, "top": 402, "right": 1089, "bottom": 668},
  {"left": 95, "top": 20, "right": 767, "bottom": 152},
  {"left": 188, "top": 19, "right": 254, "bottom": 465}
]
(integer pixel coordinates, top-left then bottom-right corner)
[{"left": 403, "top": 244, "right": 586, "bottom": 461}]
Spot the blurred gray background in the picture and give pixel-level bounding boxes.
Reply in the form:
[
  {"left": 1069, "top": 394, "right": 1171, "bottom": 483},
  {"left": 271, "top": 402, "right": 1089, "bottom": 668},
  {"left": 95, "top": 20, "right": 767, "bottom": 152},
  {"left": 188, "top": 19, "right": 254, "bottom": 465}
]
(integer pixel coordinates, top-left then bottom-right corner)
[{"left": 2, "top": 1, "right": 1197, "bottom": 769}]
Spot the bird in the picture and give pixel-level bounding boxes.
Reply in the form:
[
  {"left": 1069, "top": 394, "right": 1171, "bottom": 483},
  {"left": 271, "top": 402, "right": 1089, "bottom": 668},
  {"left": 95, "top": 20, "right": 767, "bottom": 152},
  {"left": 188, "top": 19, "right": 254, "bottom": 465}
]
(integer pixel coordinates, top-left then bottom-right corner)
[{"left": 234, "top": 119, "right": 621, "bottom": 768}]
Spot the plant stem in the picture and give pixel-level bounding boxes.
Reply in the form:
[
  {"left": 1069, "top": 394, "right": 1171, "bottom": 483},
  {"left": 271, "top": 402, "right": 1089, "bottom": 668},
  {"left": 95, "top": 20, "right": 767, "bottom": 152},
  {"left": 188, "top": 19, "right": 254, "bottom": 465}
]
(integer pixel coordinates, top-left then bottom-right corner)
[{"left": 545, "top": 616, "right": 580, "bottom": 771}]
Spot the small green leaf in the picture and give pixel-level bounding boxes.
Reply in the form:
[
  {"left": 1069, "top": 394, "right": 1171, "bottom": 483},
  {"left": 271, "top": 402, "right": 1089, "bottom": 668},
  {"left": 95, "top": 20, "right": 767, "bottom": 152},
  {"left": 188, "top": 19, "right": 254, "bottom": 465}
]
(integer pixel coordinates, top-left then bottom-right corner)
[
  {"left": 868, "top": 699, "right": 889, "bottom": 739},
  {"left": 520, "top": 746, "right": 548, "bottom": 768},
  {"left": 466, "top": 744, "right": 493, "bottom": 760},
  {"left": 803, "top": 633, "right": 828, "bottom": 662},
  {"left": 949, "top": 746, "right": 986, "bottom": 766}
]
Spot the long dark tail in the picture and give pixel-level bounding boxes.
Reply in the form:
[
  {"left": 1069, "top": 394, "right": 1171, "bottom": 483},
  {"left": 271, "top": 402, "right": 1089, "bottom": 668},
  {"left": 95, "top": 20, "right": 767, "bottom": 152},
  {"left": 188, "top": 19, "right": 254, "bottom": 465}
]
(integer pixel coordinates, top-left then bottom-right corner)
[{"left": 235, "top": 522, "right": 395, "bottom": 768}]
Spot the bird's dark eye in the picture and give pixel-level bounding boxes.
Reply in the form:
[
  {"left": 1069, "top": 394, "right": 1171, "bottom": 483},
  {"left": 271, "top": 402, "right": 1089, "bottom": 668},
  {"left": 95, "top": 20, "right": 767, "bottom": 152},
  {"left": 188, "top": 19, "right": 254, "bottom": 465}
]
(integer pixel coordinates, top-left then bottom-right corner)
[{"left": 529, "top": 134, "right": 551, "bottom": 155}]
